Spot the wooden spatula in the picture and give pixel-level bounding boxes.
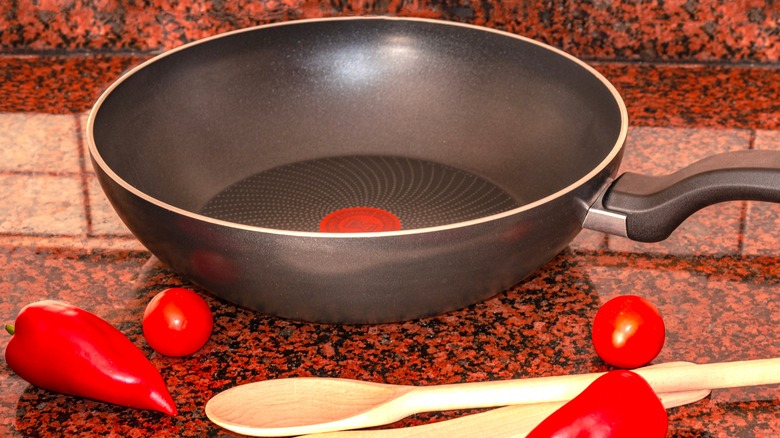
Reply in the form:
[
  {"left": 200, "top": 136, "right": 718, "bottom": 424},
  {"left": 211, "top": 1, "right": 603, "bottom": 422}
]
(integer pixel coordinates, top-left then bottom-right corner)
[
  {"left": 206, "top": 358, "right": 780, "bottom": 436},
  {"left": 307, "top": 388, "right": 712, "bottom": 437}
]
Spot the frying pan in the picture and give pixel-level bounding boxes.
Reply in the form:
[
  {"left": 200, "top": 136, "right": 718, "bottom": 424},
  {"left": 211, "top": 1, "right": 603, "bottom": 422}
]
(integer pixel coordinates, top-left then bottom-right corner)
[{"left": 87, "top": 17, "right": 780, "bottom": 324}]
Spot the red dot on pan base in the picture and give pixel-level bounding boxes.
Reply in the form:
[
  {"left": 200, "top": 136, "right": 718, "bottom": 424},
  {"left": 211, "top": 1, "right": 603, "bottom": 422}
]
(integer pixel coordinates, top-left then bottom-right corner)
[{"left": 319, "top": 207, "right": 402, "bottom": 233}]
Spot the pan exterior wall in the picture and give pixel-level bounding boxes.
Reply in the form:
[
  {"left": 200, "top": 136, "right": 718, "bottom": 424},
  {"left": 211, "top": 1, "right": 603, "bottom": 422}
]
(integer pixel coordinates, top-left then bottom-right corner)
[{"left": 1, "top": 1, "right": 778, "bottom": 64}]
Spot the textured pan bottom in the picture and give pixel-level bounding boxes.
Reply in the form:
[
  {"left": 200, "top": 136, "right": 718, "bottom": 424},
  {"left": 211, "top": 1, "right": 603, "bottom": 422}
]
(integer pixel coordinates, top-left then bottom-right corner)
[{"left": 200, "top": 155, "right": 519, "bottom": 232}]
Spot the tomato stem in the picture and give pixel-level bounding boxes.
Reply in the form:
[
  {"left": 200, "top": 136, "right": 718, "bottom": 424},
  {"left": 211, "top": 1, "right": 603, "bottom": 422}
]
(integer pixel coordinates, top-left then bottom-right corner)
[{"left": 5, "top": 324, "right": 15, "bottom": 335}]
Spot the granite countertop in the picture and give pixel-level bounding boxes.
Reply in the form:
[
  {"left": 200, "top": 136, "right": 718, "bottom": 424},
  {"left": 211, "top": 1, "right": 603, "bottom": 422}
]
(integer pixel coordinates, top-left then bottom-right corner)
[{"left": 1, "top": 7, "right": 780, "bottom": 438}]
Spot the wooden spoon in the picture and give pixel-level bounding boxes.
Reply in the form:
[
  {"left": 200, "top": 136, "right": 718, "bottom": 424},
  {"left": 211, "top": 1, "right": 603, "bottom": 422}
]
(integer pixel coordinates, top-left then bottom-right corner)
[
  {"left": 205, "top": 358, "right": 780, "bottom": 437},
  {"left": 307, "top": 389, "right": 712, "bottom": 437},
  {"left": 308, "top": 361, "right": 709, "bottom": 438}
]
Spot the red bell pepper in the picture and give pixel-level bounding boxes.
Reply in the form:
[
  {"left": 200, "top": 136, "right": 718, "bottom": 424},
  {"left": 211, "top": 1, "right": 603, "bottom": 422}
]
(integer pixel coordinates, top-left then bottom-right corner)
[
  {"left": 4, "top": 300, "right": 177, "bottom": 416},
  {"left": 526, "top": 370, "right": 667, "bottom": 438}
]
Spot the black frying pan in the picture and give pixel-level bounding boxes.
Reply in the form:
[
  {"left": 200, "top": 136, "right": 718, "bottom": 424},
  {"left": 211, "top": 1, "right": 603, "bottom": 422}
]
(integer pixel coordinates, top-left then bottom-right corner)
[{"left": 87, "top": 17, "right": 780, "bottom": 323}]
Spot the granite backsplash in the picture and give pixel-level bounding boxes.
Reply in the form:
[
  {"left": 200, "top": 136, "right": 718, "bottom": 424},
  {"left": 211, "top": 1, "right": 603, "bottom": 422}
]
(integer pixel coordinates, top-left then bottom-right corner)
[{"left": 1, "top": 0, "right": 778, "bottom": 63}]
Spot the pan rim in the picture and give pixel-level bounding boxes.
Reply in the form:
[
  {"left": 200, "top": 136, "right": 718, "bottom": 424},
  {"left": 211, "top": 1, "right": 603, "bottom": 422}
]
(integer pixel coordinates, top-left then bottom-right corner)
[{"left": 87, "top": 15, "right": 628, "bottom": 239}]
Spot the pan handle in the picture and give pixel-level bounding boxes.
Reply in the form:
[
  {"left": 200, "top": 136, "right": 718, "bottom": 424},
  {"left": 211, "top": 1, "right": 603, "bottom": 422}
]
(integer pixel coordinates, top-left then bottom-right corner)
[{"left": 586, "top": 150, "right": 780, "bottom": 242}]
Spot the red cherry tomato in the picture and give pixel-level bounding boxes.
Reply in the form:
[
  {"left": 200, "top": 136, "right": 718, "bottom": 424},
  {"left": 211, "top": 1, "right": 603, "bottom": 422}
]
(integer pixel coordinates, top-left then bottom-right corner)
[
  {"left": 143, "top": 288, "right": 213, "bottom": 357},
  {"left": 591, "top": 295, "right": 665, "bottom": 369}
]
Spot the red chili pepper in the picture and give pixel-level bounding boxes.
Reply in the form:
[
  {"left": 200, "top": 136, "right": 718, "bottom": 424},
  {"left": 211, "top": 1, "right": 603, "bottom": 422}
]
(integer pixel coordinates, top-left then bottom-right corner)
[
  {"left": 526, "top": 370, "right": 667, "bottom": 438},
  {"left": 4, "top": 300, "right": 177, "bottom": 416}
]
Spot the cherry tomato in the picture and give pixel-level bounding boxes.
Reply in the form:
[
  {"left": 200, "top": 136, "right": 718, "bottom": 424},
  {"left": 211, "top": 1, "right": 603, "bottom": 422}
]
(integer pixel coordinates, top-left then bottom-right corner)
[
  {"left": 143, "top": 288, "right": 213, "bottom": 357},
  {"left": 591, "top": 295, "right": 665, "bottom": 369}
]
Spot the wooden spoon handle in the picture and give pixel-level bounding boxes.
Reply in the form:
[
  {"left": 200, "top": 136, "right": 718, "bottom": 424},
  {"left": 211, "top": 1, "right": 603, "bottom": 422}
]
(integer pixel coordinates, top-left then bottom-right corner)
[
  {"left": 309, "top": 389, "right": 711, "bottom": 438},
  {"left": 636, "top": 357, "right": 780, "bottom": 393},
  {"left": 404, "top": 358, "right": 780, "bottom": 412}
]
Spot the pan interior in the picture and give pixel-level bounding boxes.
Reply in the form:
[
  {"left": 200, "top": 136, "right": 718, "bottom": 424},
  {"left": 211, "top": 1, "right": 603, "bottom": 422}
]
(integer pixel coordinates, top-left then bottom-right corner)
[
  {"left": 199, "top": 155, "right": 520, "bottom": 231},
  {"left": 91, "top": 18, "right": 625, "bottom": 232}
]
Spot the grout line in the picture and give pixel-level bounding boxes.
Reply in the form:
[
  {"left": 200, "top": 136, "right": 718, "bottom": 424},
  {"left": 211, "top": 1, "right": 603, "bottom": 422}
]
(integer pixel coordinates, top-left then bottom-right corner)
[
  {"left": 74, "top": 113, "right": 95, "bottom": 236},
  {"left": 0, "top": 231, "right": 138, "bottom": 239},
  {"left": 0, "top": 233, "right": 147, "bottom": 253},
  {"left": 1, "top": 51, "right": 775, "bottom": 69},
  {"left": 737, "top": 201, "right": 748, "bottom": 257},
  {"left": 0, "top": 50, "right": 159, "bottom": 58},
  {"left": 748, "top": 129, "right": 758, "bottom": 151},
  {"left": 0, "top": 169, "right": 82, "bottom": 177},
  {"left": 736, "top": 129, "right": 759, "bottom": 255},
  {"left": 586, "top": 58, "right": 780, "bottom": 69}
]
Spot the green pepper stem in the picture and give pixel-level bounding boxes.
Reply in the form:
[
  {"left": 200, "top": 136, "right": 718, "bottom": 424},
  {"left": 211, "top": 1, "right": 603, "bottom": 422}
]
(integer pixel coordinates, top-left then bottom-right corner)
[{"left": 5, "top": 324, "right": 14, "bottom": 335}]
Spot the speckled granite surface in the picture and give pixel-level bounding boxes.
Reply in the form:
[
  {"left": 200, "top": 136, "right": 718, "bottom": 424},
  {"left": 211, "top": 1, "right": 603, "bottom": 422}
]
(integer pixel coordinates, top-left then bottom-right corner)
[
  {"left": 1, "top": 1, "right": 779, "bottom": 61},
  {"left": 1, "top": 4, "right": 779, "bottom": 437}
]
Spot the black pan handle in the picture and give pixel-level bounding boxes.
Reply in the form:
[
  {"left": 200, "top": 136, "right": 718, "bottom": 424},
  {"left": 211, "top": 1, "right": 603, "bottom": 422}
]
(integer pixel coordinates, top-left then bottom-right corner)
[{"left": 601, "top": 150, "right": 780, "bottom": 242}]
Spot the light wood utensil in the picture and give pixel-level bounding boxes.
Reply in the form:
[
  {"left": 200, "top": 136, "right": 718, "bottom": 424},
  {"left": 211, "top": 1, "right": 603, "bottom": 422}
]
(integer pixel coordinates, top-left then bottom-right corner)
[
  {"left": 308, "top": 361, "right": 708, "bottom": 438},
  {"left": 205, "top": 358, "right": 780, "bottom": 436},
  {"left": 307, "top": 389, "right": 712, "bottom": 437}
]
